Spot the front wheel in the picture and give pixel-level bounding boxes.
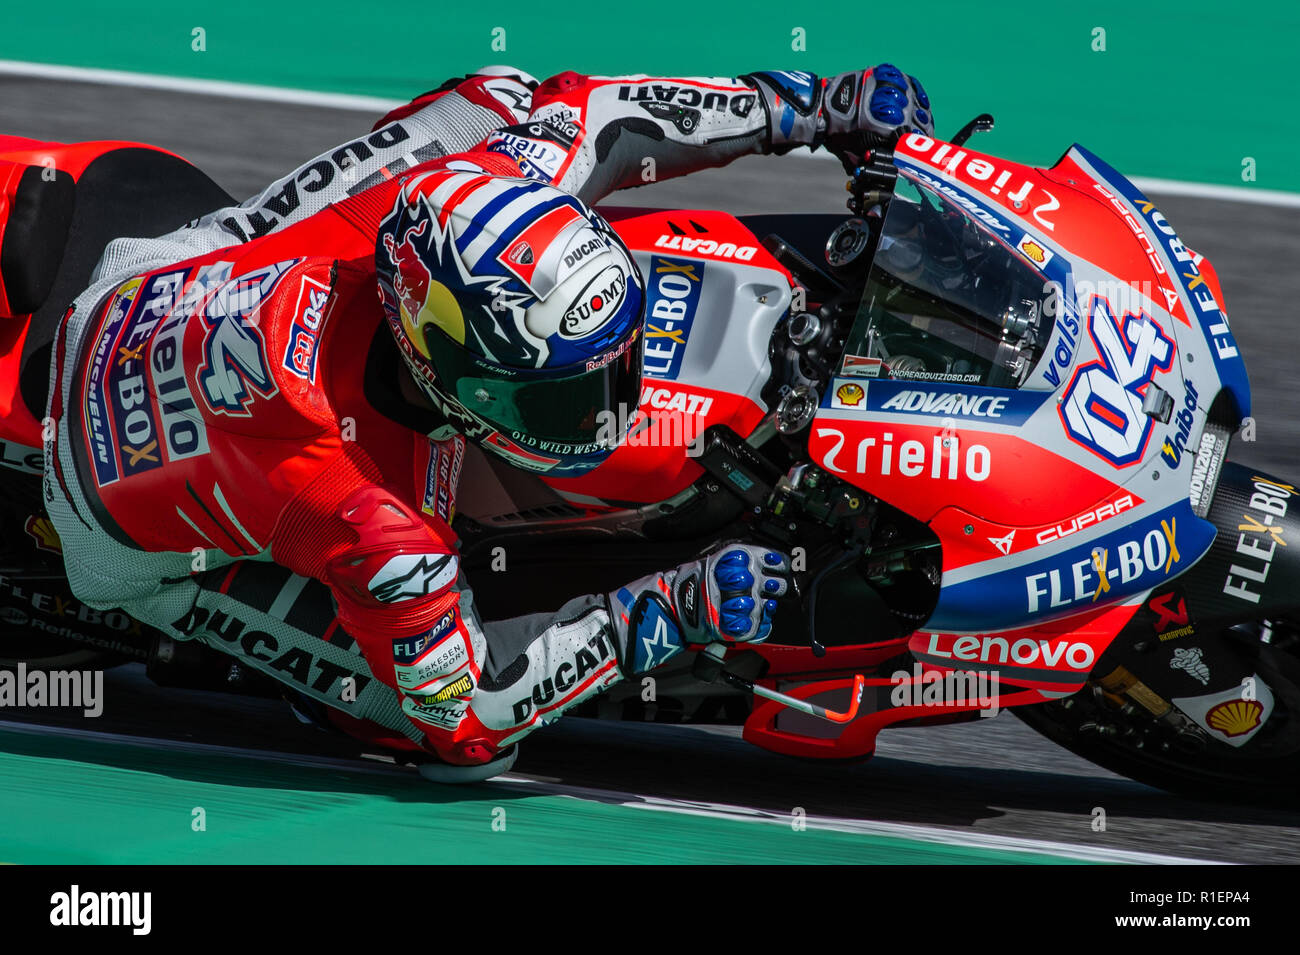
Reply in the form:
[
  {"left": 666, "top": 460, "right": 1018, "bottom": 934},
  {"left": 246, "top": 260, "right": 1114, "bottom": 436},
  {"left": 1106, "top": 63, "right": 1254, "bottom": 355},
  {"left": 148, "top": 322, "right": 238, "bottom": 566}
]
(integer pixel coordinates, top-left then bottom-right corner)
[{"left": 1016, "top": 618, "right": 1300, "bottom": 804}]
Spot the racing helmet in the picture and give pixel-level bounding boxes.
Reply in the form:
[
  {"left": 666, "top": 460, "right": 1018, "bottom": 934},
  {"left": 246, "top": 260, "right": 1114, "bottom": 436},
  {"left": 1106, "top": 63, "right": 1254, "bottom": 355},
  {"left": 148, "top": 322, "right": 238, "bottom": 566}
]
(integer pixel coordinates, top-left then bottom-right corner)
[{"left": 375, "top": 169, "right": 645, "bottom": 475}]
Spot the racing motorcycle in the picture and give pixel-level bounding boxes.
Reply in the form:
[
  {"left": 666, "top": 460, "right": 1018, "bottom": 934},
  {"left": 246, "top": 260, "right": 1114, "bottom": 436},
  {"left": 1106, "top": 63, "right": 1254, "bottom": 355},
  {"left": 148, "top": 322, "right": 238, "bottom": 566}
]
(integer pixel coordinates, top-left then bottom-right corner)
[{"left": 1, "top": 117, "right": 1297, "bottom": 802}]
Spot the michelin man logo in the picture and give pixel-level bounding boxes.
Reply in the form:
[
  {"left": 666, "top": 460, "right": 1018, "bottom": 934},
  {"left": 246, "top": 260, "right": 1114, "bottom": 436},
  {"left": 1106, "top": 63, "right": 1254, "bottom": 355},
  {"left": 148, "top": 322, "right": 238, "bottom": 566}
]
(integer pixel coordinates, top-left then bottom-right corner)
[{"left": 1169, "top": 646, "right": 1210, "bottom": 685}]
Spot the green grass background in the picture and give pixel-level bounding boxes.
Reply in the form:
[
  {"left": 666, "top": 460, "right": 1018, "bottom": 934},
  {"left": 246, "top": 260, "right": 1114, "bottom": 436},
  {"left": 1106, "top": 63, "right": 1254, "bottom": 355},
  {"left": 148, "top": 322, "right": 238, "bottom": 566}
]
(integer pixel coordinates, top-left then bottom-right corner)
[{"left": 2, "top": 0, "right": 1296, "bottom": 190}]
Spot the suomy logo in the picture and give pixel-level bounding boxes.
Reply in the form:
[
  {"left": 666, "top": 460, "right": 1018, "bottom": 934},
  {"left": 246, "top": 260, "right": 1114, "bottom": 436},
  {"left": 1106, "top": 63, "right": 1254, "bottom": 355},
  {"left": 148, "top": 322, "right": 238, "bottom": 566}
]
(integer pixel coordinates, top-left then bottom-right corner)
[{"left": 560, "top": 265, "right": 626, "bottom": 339}]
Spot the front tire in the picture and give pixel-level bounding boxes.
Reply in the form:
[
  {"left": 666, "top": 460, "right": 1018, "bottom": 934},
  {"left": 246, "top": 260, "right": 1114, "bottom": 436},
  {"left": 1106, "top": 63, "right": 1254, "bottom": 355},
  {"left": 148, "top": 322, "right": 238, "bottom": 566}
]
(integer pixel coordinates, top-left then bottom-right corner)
[{"left": 1016, "top": 619, "right": 1300, "bottom": 804}]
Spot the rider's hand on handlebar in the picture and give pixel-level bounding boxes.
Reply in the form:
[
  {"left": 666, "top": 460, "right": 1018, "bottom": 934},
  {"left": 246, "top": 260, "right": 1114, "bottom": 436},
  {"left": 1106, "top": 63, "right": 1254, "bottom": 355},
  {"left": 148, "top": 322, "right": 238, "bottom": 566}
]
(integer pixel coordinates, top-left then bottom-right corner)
[
  {"left": 822, "top": 63, "right": 933, "bottom": 168},
  {"left": 608, "top": 543, "right": 791, "bottom": 674},
  {"left": 743, "top": 64, "right": 933, "bottom": 170},
  {"left": 672, "top": 542, "right": 791, "bottom": 645}
]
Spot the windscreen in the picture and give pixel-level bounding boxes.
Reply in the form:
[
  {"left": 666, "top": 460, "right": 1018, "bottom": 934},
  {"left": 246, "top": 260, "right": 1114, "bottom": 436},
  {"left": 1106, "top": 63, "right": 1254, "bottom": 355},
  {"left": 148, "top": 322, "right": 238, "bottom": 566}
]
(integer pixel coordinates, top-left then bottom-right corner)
[{"left": 839, "top": 173, "right": 1058, "bottom": 389}]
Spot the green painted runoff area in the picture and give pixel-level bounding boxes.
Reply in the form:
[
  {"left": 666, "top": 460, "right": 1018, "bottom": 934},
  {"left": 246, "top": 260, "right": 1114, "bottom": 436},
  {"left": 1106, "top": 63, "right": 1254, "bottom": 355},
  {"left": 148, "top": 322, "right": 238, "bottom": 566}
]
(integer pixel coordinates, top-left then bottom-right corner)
[
  {"left": 1, "top": 0, "right": 1297, "bottom": 191},
  {"left": 0, "top": 728, "right": 1093, "bottom": 863}
]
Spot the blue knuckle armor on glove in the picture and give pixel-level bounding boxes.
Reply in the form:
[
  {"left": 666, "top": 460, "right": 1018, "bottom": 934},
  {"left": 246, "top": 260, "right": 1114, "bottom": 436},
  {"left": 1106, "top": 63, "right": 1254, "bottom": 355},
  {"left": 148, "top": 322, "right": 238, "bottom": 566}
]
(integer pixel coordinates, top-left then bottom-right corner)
[
  {"left": 701, "top": 545, "right": 788, "bottom": 643},
  {"left": 743, "top": 61, "right": 934, "bottom": 167},
  {"left": 607, "top": 542, "right": 792, "bottom": 675}
]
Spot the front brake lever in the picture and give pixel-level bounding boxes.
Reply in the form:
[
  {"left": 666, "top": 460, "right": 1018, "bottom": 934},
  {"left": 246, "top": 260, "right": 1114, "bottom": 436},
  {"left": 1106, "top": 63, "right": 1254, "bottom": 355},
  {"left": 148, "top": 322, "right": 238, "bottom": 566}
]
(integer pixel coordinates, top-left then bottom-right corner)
[{"left": 950, "top": 112, "right": 995, "bottom": 147}]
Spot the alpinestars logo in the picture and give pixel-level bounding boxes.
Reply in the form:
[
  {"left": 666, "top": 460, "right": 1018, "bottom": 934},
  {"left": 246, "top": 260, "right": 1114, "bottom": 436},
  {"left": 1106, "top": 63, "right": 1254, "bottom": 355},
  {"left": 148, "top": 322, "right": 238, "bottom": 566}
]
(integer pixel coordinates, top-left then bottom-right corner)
[
  {"left": 368, "top": 554, "right": 459, "bottom": 603},
  {"left": 639, "top": 613, "right": 679, "bottom": 671}
]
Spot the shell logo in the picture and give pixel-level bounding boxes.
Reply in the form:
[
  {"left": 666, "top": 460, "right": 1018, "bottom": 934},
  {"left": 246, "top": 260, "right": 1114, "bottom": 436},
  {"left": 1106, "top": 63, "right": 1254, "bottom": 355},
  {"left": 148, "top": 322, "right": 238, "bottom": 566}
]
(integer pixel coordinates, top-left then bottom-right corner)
[
  {"left": 1019, "top": 239, "right": 1047, "bottom": 264},
  {"left": 1205, "top": 699, "right": 1264, "bottom": 737},
  {"left": 24, "top": 515, "right": 62, "bottom": 554},
  {"left": 836, "top": 383, "right": 865, "bottom": 407}
]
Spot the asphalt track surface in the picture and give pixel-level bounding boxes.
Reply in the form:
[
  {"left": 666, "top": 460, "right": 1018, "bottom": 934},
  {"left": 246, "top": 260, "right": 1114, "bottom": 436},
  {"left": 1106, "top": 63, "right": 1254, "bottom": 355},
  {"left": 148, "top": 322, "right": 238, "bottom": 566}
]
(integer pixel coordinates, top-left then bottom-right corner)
[{"left": 2, "top": 77, "right": 1300, "bottom": 864}]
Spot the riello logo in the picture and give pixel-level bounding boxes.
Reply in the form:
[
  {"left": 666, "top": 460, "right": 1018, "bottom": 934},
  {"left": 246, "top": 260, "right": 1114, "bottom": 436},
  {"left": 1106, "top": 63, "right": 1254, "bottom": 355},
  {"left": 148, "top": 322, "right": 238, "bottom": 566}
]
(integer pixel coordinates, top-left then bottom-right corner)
[{"left": 816, "top": 428, "right": 991, "bottom": 482}]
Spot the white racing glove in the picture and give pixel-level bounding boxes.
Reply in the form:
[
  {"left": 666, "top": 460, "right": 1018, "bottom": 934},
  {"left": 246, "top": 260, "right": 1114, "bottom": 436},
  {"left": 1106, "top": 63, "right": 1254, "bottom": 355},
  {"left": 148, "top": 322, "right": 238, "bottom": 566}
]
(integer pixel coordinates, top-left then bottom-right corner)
[
  {"left": 743, "top": 63, "right": 934, "bottom": 167},
  {"left": 607, "top": 542, "right": 791, "bottom": 674}
]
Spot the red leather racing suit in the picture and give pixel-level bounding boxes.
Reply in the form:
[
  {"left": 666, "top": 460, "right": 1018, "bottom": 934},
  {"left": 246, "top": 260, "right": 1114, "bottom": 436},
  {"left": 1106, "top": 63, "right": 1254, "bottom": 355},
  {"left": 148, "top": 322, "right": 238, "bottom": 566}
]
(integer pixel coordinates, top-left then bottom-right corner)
[{"left": 44, "top": 68, "right": 788, "bottom": 763}]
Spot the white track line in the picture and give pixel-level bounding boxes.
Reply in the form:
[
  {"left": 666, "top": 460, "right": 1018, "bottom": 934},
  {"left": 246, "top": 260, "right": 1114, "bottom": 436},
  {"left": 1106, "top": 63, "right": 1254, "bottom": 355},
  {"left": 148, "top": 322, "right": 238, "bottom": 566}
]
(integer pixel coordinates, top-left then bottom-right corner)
[
  {"left": 1, "top": 58, "right": 1296, "bottom": 210},
  {"left": 0, "top": 719, "right": 1220, "bottom": 864},
  {"left": 0, "top": 59, "right": 400, "bottom": 111},
  {"left": 493, "top": 777, "right": 1222, "bottom": 865},
  {"left": 1126, "top": 176, "right": 1300, "bottom": 209}
]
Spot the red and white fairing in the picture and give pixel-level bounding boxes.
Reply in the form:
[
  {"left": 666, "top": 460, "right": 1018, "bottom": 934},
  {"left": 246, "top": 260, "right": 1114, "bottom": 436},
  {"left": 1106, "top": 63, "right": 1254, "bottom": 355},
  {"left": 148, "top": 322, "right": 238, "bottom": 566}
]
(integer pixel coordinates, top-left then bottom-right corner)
[
  {"left": 540, "top": 207, "right": 792, "bottom": 505},
  {"left": 814, "top": 133, "right": 1244, "bottom": 693},
  {"left": 554, "top": 132, "right": 1248, "bottom": 708}
]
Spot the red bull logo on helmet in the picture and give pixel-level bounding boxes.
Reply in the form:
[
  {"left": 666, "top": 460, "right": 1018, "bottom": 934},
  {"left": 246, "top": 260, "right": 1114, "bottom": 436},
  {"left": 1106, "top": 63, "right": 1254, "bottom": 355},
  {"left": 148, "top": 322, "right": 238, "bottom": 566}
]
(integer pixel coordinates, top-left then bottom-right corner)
[
  {"left": 381, "top": 213, "right": 467, "bottom": 351},
  {"left": 382, "top": 218, "right": 430, "bottom": 326}
]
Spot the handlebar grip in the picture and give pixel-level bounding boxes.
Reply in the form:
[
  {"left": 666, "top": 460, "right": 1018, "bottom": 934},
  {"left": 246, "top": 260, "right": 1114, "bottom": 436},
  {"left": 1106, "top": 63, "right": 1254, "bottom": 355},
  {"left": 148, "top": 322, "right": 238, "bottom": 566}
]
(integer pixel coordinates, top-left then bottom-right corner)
[{"left": 692, "top": 642, "right": 728, "bottom": 683}]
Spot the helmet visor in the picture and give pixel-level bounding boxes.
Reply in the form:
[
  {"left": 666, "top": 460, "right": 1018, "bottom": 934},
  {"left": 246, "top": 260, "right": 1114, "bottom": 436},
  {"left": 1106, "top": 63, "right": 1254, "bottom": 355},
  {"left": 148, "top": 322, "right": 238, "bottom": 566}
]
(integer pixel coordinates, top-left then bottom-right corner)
[{"left": 426, "top": 325, "right": 643, "bottom": 451}]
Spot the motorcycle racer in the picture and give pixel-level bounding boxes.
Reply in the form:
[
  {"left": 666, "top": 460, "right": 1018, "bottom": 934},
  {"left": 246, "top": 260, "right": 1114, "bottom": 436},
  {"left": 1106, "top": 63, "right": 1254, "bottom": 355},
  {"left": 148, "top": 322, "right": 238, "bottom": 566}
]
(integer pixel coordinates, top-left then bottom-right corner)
[{"left": 40, "top": 63, "right": 932, "bottom": 772}]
